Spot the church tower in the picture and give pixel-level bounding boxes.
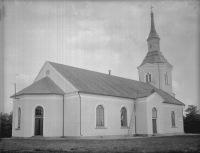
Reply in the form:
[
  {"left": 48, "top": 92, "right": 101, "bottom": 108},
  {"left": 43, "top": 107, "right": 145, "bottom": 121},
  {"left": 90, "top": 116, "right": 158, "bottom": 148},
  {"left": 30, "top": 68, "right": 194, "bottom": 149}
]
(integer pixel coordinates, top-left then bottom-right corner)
[{"left": 137, "top": 7, "right": 175, "bottom": 97}]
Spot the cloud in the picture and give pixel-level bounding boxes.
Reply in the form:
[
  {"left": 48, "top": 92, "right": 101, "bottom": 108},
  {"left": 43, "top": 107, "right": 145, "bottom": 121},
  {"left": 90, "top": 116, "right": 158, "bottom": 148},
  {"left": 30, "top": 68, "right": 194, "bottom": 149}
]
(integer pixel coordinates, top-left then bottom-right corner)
[
  {"left": 172, "top": 80, "right": 180, "bottom": 92},
  {"left": 3, "top": 1, "right": 199, "bottom": 113}
]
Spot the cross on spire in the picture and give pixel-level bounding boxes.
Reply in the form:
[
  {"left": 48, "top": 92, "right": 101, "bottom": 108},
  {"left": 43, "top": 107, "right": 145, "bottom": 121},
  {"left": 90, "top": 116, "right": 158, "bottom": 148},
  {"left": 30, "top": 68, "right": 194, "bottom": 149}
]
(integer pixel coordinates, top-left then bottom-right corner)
[{"left": 150, "top": 5, "right": 153, "bottom": 13}]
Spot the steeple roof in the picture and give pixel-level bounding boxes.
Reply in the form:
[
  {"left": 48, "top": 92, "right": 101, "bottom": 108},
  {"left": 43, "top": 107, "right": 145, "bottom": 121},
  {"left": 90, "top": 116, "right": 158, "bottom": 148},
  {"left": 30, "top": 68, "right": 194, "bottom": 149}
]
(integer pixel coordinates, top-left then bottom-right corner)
[
  {"left": 147, "top": 9, "right": 159, "bottom": 40},
  {"left": 139, "top": 8, "right": 171, "bottom": 67},
  {"left": 138, "top": 51, "right": 171, "bottom": 67}
]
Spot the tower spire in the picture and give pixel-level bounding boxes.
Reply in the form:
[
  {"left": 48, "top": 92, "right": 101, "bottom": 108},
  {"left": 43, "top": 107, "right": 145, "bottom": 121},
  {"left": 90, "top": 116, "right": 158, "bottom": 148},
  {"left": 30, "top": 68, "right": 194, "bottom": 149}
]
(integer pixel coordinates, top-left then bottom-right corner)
[
  {"left": 150, "top": 5, "right": 153, "bottom": 13},
  {"left": 147, "top": 6, "right": 159, "bottom": 40}
]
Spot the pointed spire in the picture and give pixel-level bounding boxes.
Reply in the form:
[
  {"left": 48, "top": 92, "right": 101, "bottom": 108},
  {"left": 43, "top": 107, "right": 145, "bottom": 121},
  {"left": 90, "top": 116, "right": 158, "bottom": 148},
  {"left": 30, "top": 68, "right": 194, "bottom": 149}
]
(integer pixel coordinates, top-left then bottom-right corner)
[{"left": 147, "top": 6, "right": 159, "bottom": 40}]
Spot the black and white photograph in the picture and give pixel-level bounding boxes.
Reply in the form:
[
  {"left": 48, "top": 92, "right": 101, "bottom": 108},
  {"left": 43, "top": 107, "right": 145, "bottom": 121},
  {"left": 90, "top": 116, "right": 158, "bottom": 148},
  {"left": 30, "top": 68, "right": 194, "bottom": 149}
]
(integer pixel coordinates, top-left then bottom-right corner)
[{"left": 0, "top": 0, "right": 200, "bottom": 152}]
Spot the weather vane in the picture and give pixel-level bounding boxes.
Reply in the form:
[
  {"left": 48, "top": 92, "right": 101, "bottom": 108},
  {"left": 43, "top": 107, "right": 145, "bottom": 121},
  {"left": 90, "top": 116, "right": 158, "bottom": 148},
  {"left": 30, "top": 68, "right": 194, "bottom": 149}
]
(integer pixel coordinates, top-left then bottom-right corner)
[{"left": 150, "top": 5, "right": 153, "bottom": 13}]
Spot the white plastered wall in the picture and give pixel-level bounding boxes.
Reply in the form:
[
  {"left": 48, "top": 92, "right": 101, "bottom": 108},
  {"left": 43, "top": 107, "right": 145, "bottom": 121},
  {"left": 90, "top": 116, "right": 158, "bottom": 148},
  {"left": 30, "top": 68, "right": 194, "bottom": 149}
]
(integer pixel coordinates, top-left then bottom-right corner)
[
  {"left": 162, "top": 103, "right": 184, "bottom": 134},
  {"left": 136, "top": 97, "right": 148, "bottom": 135},
  {"left": 12, "top": 95, "right": 63, "bottom": 137},
  {"left": 138, "top": 63, "right": 174, "bottom": 97},
  {"left": 143, "top": 92, "right": 184, "bottom": 135},
  {"left": 146, "top": 92, "right": 164, "bottom": 135},
  {"left": 34, "top": 62, "right": 77, "bottom": 93},
  {"left": 79, "top": 93, "right": 135, "bottom": 137},
  {"left": 64, "top": 93, "right": 80, "bottom": 137}
]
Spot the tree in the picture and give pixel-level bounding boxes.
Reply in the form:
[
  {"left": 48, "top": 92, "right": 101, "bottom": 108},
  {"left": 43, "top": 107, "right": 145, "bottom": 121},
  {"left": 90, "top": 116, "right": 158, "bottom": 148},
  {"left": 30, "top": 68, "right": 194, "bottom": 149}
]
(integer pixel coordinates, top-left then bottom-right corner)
[
  {"left": 0, "top": 112, "right": 13, "bottom": 138},
  {"left": 184, "top": 105, "right": 200, "bottom": 133}
]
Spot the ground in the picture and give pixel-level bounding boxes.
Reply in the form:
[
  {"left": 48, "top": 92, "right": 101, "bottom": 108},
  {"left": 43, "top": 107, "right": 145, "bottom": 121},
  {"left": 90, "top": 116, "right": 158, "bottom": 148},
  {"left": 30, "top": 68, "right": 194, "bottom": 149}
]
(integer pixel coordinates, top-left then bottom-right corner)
[{"left": 0, "top": 135, "right": 200, "bottom": 153}]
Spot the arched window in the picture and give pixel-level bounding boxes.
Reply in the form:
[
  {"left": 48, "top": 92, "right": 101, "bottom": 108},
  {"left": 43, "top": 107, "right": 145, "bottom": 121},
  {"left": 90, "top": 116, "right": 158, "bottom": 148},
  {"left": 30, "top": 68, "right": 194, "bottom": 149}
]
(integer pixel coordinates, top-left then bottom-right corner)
[
  {"left": 146, "top": 73, "right": 151, "bottom": 83},
  {"left": 96, "top": 105, "right": 104, "bottom": 127},
  {"left": 171, "top": 111, "right": 175, "bottom": 127},
  {"left": 121, "top": 107, "right": 127, "bottom": 126},
  {"left": 152, "top": 107, "right": 157, "bottom": 133},
  {"left": 35, "top": 106, "right": 43, "bottom": 117},
  {"left": 165, "top": 72, "right": 169, "bottom": 85},
  {"left": 46, "top": 70, "right": 50, "bottom": 75},
  {"left": 152, "top": 108, "right": 157, "bottom": 118},
  {"left": 18, "top": 108, "right": 21, "bottom": 129}
]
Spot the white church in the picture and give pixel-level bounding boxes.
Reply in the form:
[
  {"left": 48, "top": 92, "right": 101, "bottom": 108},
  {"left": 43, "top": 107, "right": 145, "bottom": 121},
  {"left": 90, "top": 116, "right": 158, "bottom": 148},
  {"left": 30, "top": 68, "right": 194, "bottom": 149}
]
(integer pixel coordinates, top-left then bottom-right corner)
[{"left": 11, "top": 10, "right": 185, "bottom": 138}]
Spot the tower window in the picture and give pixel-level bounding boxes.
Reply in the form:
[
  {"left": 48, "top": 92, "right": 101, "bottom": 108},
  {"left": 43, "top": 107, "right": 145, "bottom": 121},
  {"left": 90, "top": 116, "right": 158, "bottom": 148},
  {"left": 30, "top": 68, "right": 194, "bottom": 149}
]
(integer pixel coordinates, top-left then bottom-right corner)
[
  {"left": 146, "top": 73, "right": 152, "bottom": 83},
  {"left": 165, "top": 72, "right": 169, "bottom": 85}
]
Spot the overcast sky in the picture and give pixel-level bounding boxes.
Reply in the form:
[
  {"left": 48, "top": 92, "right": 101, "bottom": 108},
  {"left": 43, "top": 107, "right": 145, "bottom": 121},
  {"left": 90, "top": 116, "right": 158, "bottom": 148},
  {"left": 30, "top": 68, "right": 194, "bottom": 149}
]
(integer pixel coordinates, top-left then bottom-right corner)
[{"left": 1, "top": 0, "right": 200, "bottom": 113}]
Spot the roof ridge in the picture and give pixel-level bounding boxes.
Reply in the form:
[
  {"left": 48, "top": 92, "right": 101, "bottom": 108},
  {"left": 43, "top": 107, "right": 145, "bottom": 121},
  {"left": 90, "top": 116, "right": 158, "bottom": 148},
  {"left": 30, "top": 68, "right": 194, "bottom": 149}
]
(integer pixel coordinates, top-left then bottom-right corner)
[
  {"left": 48, "top": 61, "right": 144, "bottom": 83},
  {"left": 12, "top": 61, "right": 184, "bottom": 106}
]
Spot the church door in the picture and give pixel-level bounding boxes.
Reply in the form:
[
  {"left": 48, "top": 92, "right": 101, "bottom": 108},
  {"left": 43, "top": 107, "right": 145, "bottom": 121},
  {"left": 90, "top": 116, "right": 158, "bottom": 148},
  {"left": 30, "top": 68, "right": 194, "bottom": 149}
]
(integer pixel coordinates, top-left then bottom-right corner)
[
  {"left": 152, "top": 108, "right": 157, "bottom": 134},
  {"left": 34, "top": 106, "right": 43, "bottom": 136},
  {"left": 35, "top": 118, "right": 43, "bottom": 135},
  {"left": 152, "top": 119, "right": 157, "bottom": 133}
]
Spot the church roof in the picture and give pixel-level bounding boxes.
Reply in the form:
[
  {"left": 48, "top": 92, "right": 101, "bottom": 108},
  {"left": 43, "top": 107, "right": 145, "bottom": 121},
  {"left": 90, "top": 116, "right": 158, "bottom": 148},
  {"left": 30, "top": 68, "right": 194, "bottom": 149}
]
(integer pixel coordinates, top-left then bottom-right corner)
[
  {"left": 11, "top": 76, "right": 64, "bottom": 97},
  {"left": 48, "top": 62, "right": 184, "bottom": 106},
  {"left": 49, "top": 62, "right": 152, "bottom": 99},
  {"left": 138, "top": 51, "right": 171, "bottom": 67},
  {"left": 155, "top": 89, "right": 184, "bottom": 105},
  {"left": 12, "top": 61, "right": 184, "bottom": 106}
]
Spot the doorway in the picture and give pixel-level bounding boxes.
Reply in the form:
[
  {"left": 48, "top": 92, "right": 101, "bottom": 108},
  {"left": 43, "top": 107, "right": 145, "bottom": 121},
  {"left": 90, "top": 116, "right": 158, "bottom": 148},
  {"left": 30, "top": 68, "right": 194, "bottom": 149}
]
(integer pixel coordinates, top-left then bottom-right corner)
[
  {"left": 152, "top": 107, "right": 157, "bottom": 134},
  {"left": 34, "top": 106, "right": 43, "bottom": 136},
  {"left": 152, "top": 119, "right": 157, "bottom": 133}
]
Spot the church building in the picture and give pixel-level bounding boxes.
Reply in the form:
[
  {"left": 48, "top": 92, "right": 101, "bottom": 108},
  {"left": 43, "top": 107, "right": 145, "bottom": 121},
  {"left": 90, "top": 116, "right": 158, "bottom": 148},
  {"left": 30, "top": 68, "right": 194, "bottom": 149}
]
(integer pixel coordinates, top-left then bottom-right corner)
[{"left": 11, "top": 10, "right": 185, "bottom": 138}]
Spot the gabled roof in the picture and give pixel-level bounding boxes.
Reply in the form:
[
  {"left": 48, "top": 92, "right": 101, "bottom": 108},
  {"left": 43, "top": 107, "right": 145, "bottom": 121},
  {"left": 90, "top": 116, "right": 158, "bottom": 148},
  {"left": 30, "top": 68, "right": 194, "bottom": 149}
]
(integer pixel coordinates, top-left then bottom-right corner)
[
  {"left": 49, "top": 61, "right": 153, "bottom": 99},
  {"left": 11, "top": 76, "right": 64, "bottom": 98},
  {"left": 138, "top": 51, "right": 171, "bottom": 67},
  {"left": 48, "top": 62, "right": 184, "bottom": 105},
  {"left": 154, "top": 89, "right": 184, "bottom": 106},
  {"left": 12, "top": 61, "right": 184, "bottom": 106}
]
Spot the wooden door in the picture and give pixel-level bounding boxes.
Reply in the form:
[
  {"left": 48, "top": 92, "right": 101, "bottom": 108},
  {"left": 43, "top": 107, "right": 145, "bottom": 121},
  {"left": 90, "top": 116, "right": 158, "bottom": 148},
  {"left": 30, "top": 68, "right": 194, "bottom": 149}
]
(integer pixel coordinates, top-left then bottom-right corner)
[
  {"left": 40, "top": 118, "right": 43, "bottom": 135},
  {"left": 152, "top": 119, "right": 157, "bottom": 133},
  {"left": 35, "top": 118, "right": 43, "bottom": 136}
]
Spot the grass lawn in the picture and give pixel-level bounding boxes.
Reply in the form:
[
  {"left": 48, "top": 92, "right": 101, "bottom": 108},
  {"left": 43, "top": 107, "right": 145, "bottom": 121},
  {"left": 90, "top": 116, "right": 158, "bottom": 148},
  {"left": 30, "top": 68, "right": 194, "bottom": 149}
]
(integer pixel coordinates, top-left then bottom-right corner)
[{"left": 0, "top": 135, "right": 200, "bottom": 153}]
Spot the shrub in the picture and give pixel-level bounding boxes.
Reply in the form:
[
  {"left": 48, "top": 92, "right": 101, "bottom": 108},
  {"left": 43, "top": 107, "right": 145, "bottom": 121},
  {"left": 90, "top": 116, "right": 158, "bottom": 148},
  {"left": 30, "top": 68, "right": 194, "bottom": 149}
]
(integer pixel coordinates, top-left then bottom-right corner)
[{"left": 0, "top": 112, "right": 13, "bottom": 138}]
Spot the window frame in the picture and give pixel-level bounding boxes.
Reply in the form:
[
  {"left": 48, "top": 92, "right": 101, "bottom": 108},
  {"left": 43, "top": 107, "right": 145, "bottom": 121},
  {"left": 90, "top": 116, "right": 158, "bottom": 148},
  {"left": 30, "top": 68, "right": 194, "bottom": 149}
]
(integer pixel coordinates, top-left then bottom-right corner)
[
  {"left": 152, "top": 107, "right": 157, "bottom": 118},
  {"left": 146, "top": 72, "right": 152, "bottom": 83},
  {"left": 165, "top": 72, "right": 169, "bottom": 85},
  {"left": 35, "top": 106, "right": 44, "bottom": 117},
  {"left": 17, "top": 107, "right": 21, "bottom": 129},
  {"left": 171, "top": 111, "right": 176, "bottom": 127},
  {"left": 96, "top": 105, "right": 105, "bottom": 127},
  {"left": 46, "top": 70, "right": 50, "bottom": 75},
  {"left": 121, "top": 107, "right": 128, "bottom": 127}
]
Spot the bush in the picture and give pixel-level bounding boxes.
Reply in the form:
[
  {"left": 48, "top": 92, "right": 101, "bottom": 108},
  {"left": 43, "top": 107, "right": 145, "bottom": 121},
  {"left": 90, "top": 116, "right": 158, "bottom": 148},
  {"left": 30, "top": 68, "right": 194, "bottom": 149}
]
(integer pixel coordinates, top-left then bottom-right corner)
[
  {"left": 184, "top": 105, "right": 200, "bottom": 133},
  {"left": 0, "top": 112, "right": 13, "bottom": 138}
]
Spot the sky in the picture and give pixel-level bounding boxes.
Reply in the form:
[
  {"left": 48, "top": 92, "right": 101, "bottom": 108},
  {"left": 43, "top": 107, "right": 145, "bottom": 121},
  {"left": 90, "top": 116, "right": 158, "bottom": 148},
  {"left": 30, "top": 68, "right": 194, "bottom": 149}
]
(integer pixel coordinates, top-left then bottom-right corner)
[{"left": 0, "top": 0, "right": 199, "bottom": 113}]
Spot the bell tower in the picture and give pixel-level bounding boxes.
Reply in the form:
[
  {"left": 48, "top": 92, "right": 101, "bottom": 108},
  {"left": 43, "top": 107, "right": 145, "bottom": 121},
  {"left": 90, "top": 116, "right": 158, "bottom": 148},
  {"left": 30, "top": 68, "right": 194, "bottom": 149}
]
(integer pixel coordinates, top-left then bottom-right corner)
[{"left": 137, "top": 6, "right": 175, "bottom": 97}]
